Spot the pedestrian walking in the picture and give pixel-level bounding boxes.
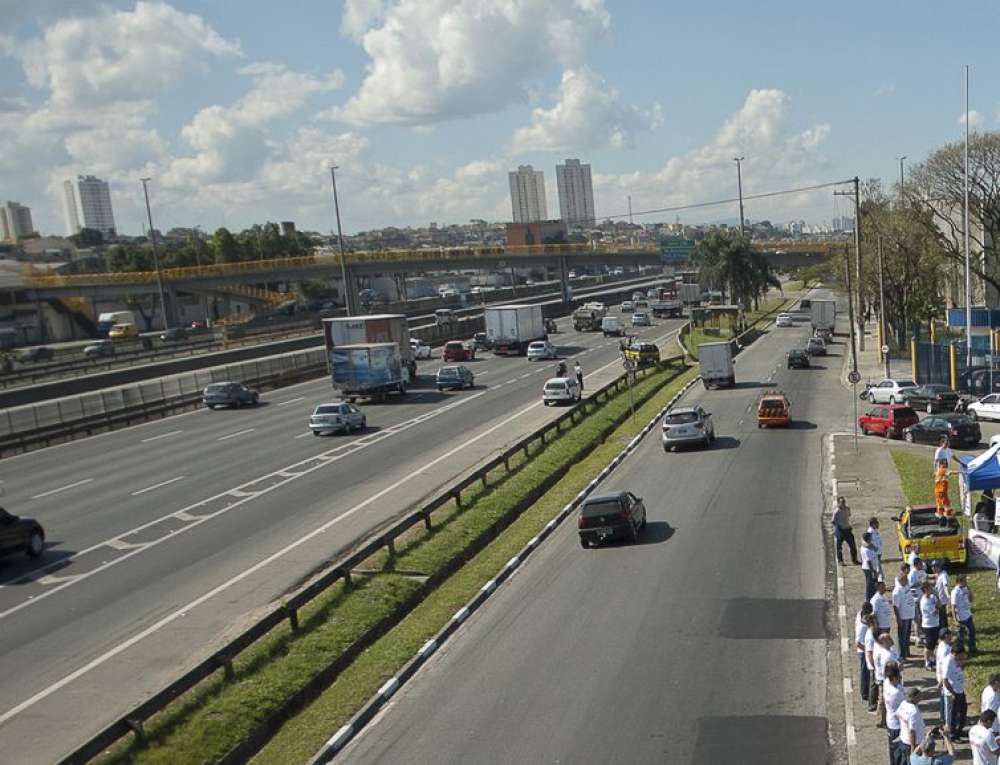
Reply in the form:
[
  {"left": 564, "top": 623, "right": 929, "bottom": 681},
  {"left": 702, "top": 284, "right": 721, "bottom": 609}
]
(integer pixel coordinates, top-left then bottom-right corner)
[
  {"left": 574, "top": 360, "right": 583, "bottom": 391},
  {"left": 982, "top": 674, "right": 1000, "bottom": 723},
  {"left": 883, "top": 661, "right": 906, "bottom": 765},
  {"left": 934, "top": 436, "right": 953, "bottom": 471},
  {"left": 951, "top": 574, "right": 977, "bottom": 654},
  {"left": 897, "top": 687, "right": 926, "bottom": 763},
  {"left": 832, "top": 496, "right": 860, "bottom": 564},
  {"left": 936, "top": 630, "right": 954, "bottom": 726},
  {"left": 871, "top": 580, "right": 893, "bottom": 636},
  {"left": 893, "top": 569, "right": 916, "bottom": 660},
  {"left": 865, "top": 613, "right": 879, "bottom": 712},
  {"left": 969, "top": 710, "right": 1000, "bottom": 764},
  {"left": 873, "top": 633, "right": 901, "bottom": 728},
  {"left": 934, "top": 561, "right": 951, "bottom": 631},
  {"left": 862, "top": 532, "right": 881, "bottom": 601},
  {"left": 910, "top": 727, "right": 957, "bottom": 765},
  {"left": 856, "top": 602, "right": 874, "bottom": 703},
  {"left": 920, "top": 581, "right": 942, "bottom": 671},
  {"left": 868, "top": 517, "right": 883, "bottom": 567},
  {"left": 942, "top": 647, "right": 968, "bottom": 740}
]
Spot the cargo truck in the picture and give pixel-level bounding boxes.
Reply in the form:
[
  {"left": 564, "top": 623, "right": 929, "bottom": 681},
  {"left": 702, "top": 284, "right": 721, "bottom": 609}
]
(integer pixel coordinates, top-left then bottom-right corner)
[
  {"left": 572, "top": 306, "right": 603, "bottom": 331},
  {"left": 679, "top": 284, "right": 702, "bottom": 305},
  {"left": 330, "top": 342, "right": 408, "bottom": 403},
  {"left": 323, "top": 313, "right": 417, "bottom": 378},
  {"left": 810, "top": 299, "right": 837, "bottom": 333},
  {"left": 650, "top": 300, "right": 683, "bottom": 318},
  {"left": 485, "top": 304, "right": 546, "bottom": 355},
  {"left": 96, "top": 310, "right": 137, "bottom": 336},
  {"left": 698, "top": 341, "right": 736, "bottom": 389}
]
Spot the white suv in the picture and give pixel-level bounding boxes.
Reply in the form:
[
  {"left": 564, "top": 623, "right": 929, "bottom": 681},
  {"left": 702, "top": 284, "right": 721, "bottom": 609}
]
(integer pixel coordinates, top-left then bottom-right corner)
[
  {"left": 543, "top": 377, "right": 581, "bottom": 406},
  {"left": 867, "top": 378, "right": 918, "bottom": 404},
  {"left": 775, "top": 313, "right": 793, "bottom": 327}
]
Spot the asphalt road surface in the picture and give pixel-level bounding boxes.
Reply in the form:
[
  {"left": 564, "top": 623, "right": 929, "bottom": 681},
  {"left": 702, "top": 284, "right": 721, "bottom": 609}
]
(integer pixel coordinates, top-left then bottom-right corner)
[
  {"left": 0, "top": 306, "right": 682, "bottom": 764},
  {"left": 340, "top": 296, "right": 857, "bottom": 765}
]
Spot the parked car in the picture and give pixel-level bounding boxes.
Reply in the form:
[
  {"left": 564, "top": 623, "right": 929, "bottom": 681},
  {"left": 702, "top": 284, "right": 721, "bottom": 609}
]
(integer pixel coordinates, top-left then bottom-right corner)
[
  {"left": 0, "top": 507, "right": 45, "bottom": 558},
  {"left": 202, "top": 381, "right": 259, "bottom": 409},
  {"left": 969, "top": 393, "right": 1000, "bottom": 422},
  {"left": 631, "top": 312, "right": 651, "bottom": 327},
  {"left": 527, "top": 340, "right": 558, "bottom": 361},
  {"left": 160, "top": 327, "right": 189, "bottom": 342},
  {"left": 621, "top": 300, "right": 634, "bottom": 313},
  {"left": 108, "top": 323, "right": 138, "bottom": 339},
  {"left": 436, "top": 365, "right": 474, "bottom": 391},
  {"left": 966, "top": 369, "right": 1000, "bottom": 397},
  {"left": 542, "top": 376, "right": 582, "bottom": 406},
  {"left": 662, "top": 405, "right": 715, "bottom": 451},
  {"left": 309, "top": 402, "right": 366, "bottom": 436},
  {"left": 901, "top": 384, "right": 960, "bottom": 414},
  {"left": 409, "top": 338, "right": 433, "bottom": 359},
  {"left": 577, "top": 492, "right": 647, "bottom": 548},
  {"left": 775, "top": 313, "right": 793, "bottom": 327},
  {"left": 442, "top": 340, "right": 475, "bottom": 362},
  {"left": 83, "top": 339, "right": 115, "bottom": 358},
  {"left": 903, "top": 414, "right": 981, "bottom": 448},
  {"left": 787, "top": 349, "right": 810, "bottom": 369},
  {"left": 17, "top": 346, "right": 54, "bottom": 363},
  {"left": 805, "top": 336, "right": 827, "bottom": 356},
  {"left": 892, "top": 504, "right": 966, "bottom": 565},
  {"left": 858, "top": 404, "right": 920, "bottom": 439},
  {"left": 866, "top": 378, "right": 918, "bottom": 404}
]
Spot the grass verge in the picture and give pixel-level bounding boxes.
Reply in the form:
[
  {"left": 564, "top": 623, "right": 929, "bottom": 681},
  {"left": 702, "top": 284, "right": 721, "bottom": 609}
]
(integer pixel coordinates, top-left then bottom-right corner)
[
  {"left": 250, "top": 364, "right": 698, "bottom": 765},
  {"left": 93, "top": 361, "right": 692, "bottom": 765},
  {"left": 684, "top": 293, "right": 796, "bottom": 359},
  {"left": 890, "top": 448, "right": 997, "bottom": 706}
]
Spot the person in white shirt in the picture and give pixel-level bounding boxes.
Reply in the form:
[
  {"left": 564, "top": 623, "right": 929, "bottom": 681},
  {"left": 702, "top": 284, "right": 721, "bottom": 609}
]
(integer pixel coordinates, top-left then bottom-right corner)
[
  {"left": 855, "top": 602, "right": 874, "bottom": 703},
  {"left": 921, "top": 581, "right": 942, "bottom": 670},
  {"left": 864, "top": 613, "right": 879, "bottom": 712},
  {"left": 934, "top": 436, "right": 953, "bottom": 472},
  {"left": 873, "top": 634, "right": 900, "bottom": 728},
  {"left": 897, "top": 687, "right": 927, "bottom": 762},
  {"left": 871, "top": 580, "right": 893, "bottom": 635},
  {"left": 983, "top": 674, "right": 1000, "bottom": 727},
  {"left": 936, "top": 630, "right": 954, "bottom": 727},
  {"left": 970, "top": 710, "right": 1000, "bottom": 765},
  {"left": 951, "top": 574, "right": 977, "bottom": 654},
  {"left": 868, "top": 517, "right": 883, "bottom": 563},
  {"left": 883, "top": 662, "right": 905, "bottom": 763},
  {"left": 893, "top": 569, "right": 916, "bottom": 659},
  {"left": 942, "top": 648, "right": 968, "bottom": 739},
  {"left": 861, "top": 532, "right": 880, "bottom": 600},
  {"left": 934, "top": 561, "right": 951, "bottom": 631},
  {"left": 910, "top": 558, "right": 929, "bottom": 646}
]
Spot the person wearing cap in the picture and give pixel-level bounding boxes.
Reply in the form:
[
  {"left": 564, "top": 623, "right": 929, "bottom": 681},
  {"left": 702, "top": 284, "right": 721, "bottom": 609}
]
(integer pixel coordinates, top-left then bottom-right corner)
[
  {"left": 894, "top": 566, "right": 916, "bottom": 660},
  {"left": 856, "top": 602, "right": 874, "bottom": 703},
  {"left": 951, "top": 574, "right": 976, "bottom": 654},
  {"left": 897, "top": 686, "right": 926, "bottom": 762},
  {"left": 934, "top": 561, "right": 951, "bottom": 631},
  {"left": 861, "top": 531, "right": 881, "bottom": 601},
  {"left": 942, "top": 646, "right": 968, "bottom": 740},
  {"left": 910, "top": 726, "right": 957, "bottom": 765},
  {"left": 920, "top": 581, "right": 942, "bottom": 670},
  {"left": 969, "top": 709, "right": 1000, "bottom": 764}
]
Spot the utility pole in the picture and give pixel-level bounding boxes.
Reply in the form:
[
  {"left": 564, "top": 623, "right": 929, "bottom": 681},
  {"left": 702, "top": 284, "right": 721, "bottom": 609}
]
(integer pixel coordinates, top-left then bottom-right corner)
[
  {"left": 844, "top": 244, "right": 859, "bottom": 453},
  {"left": 833, "top": 177, "right": 864, "bottom": 351},
  {"left": 140, "top": 178, "right": 170, "bottom": 330},
  {"left": 897, "top": 156, "right": 906, "bottom": 203},
  {"left": 628, "top": 195, "right": 633, "bottom": 225},
  {"left": 963, "top": 65, "right": 973, "bottom": 367},
  {"left": 734, "top": 157, "right": 746, "bottom": 237},
  {"left": 878, "top": 237, "right": 890, "bottom": 377},
  {"left": 329, "top": 166, "right": 352, "bottom": 316}
]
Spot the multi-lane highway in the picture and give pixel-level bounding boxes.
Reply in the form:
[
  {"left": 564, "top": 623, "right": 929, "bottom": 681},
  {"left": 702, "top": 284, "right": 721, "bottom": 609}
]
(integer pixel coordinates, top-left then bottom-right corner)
[
  {"left": 0, "top": 305, "right": 683, "bottom": 763},
  {"left": 339, "top": 294, "right": 858, "bottom": 764}
]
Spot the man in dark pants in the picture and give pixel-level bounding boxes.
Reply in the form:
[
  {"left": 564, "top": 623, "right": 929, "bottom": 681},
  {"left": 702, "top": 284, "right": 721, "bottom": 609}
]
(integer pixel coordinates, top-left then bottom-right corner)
[
  {"left": 856, "top": 602, "right": 874, "bottom": 702},
  {"left": 574, "top": 361, "right": 584, "bottom": 392},
  {"left": 832, "top": 496, "right": 860, "bottom": 564}
]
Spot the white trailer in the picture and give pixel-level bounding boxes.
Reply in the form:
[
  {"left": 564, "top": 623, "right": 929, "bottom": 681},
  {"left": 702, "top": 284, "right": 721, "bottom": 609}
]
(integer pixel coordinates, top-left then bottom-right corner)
[
  {"left": 323, "top": 314, "right": 416, "bottom": 378},
  {"left": 485, "top": 304, "right": 546, "bottom": 355},
  {"left": 698, "top": 341, "right": 736, "bottom": 389}
]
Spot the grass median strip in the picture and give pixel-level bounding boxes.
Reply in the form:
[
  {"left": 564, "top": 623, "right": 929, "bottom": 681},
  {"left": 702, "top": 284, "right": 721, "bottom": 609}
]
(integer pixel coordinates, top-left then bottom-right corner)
[
  {"left": 93, "top": 361, "right": 693, "bottom": 765},
  {"left": 683, "top": 293, "right": 796, "bottom": 359}
]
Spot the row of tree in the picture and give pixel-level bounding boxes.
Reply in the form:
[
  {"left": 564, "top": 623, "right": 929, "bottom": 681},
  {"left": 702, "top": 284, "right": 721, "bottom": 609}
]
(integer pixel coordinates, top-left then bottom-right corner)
[{"left": 690, "top": 230, "right": 782, "bottom": 310}]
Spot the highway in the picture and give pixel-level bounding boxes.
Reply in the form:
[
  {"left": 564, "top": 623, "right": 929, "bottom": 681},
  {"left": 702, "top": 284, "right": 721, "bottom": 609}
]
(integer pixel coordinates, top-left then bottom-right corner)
[
  {"left": 339, "top": 295, "right": 858, "bottom": 764},
  {"left": 0, "top": 305, "right": 684, "bottom": 763}
]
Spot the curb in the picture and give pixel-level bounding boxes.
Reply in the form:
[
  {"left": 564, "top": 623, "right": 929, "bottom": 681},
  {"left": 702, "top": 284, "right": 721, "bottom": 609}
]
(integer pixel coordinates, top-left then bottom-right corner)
[{"left": 308, "top": 373, "right": 703, "bottom": 764}]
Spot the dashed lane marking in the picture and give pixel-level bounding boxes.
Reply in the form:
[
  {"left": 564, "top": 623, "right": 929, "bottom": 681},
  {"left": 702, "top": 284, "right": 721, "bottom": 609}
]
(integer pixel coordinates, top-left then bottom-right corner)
[
  {"left": 31, "top": 478, "right": 94, "bottom": 500},
  {"left": 131, "top": 476, "right": 185, "bottom": 496}
]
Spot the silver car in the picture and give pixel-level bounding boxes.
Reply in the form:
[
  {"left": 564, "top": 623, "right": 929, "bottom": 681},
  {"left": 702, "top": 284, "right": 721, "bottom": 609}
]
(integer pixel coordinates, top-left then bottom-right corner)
[
  {"left": 662, "top": 405, "right": 715, "bottom": 451},
  {"left": 309, "top": 402, "right": 366, "bottom": 435}
]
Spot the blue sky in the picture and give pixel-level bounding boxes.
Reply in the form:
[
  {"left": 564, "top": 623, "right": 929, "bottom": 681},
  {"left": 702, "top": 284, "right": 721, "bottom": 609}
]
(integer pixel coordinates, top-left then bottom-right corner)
[{"left": 0, "top": 1, "right": 994, "bottom": 236}]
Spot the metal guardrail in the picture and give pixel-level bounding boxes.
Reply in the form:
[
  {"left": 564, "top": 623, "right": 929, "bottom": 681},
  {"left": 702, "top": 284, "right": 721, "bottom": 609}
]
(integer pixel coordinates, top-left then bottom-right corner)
[{"left": 57, "top": 354, "right": 685, "bottom": 765}]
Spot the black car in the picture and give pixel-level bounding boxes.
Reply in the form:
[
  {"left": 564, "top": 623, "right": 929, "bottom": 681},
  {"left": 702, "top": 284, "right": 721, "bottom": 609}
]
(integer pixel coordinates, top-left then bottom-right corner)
[
  {"left": 202, "top": 381, "right": 259, "bottom": 409},
  {"left": 160, "top": 327, "right": 189, "bottom": 342},
  {"left": 577, "top": 491, "right": 647, "bottom": 548},
  {"left": 902, "top": 384, "right": 960, "bottom": 414},
  {"left": 17, "top": 346, "right": 54, "bottom": 363},
  {"left": 903, "top": 414, "right": 981, "bottom": 447},
  {"left": 787, "top": 349, "right": 810, "bottom": 369},
  {"left": 0, "top": 508, "right": 45, "bottom": 558}
]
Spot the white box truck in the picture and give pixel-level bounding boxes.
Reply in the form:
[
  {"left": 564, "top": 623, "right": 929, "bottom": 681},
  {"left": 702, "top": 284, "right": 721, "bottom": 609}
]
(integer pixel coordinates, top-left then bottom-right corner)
[
  {"left": 330, "top": 343, "right": 407, "bottom": 403},
  {"left": 323, "top": 314, "right": 416, "bottom": 378},
  {"left": 698, "top": 341, "right": 736, "bottom": 389},
  {"left": 485, "top": 304, "right": 546, "bottom": 355},
  {"left": 810, "top": 299, "right": 836, "bottom": 333},
  {"left": 679, "top": 284, "right": 701, "bottom": 305},
  {"left": 97, "top": 310, "right": 137, "bottom": 336}
]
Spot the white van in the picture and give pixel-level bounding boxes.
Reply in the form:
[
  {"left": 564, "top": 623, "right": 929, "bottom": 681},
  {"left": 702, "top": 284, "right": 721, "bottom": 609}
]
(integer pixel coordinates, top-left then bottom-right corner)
[{"left": 601, "top": 316, "right": 624, "bottom": 337}]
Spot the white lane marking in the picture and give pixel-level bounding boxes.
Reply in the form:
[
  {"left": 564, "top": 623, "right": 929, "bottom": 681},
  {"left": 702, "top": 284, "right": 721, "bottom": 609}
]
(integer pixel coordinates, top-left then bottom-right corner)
[
  {"left": 506, "top": 378, "right": 518, "bottom": 384},
  {"left": 30, "top": 478, "right": 93, "bottom": 500},
  {"left": 520, "top": 373, "right": 532, "bottom": 379},
  {"left": 130, "top": 476, "right": 185, "bottom": 496},
  {"left": 217, "top": 428, "right": 255, "bottom": 442},
  {"left": 140, "top": 430, "right": 183, "bottom": 443},
  {"left": 295, "top": 432, "right": 313, "bottom": 439},
  {"left": 277, "top": 396, "right": 305, "bottom": 407}
]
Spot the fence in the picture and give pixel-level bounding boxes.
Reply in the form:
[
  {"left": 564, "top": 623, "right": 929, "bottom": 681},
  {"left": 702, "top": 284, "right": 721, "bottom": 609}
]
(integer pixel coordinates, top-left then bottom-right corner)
[{"left": 58, "top": 354, "right": 686, "bottom": 765}]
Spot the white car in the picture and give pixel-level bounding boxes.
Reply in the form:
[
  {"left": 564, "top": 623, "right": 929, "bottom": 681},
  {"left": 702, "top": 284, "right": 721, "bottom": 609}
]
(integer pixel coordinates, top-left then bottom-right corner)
[
  {"left": 867, "top": 378, "right": 919, "bottom": 404},
  {"left": 621, "top": 300, "right": 634, "bottom": 312},
  {"left": 969, "top": 394, "right": 1000, "bottom": 422},
  {"left": 527, "top": 340, "right": 558, "bottom": 361},
  {"left": 409, "top": 338, "right": 433, "bottom": 359},
  {"left": 631, "top": 312, "right": 651, "bottom": 327},
  {"left": 775, "top": 313, "right": 793, "bottom": 327},
  {"left": 542, "top": 377, "right": 582, "bottom": 405},
  {"left": 309, "top": 402, "right": 366, "bottom": 436}
]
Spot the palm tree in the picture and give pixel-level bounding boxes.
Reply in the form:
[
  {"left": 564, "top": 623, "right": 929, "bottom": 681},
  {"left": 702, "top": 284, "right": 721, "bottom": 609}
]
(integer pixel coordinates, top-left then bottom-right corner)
[{"left": 748, "top": 250, "right": 782, "bottom": 310}]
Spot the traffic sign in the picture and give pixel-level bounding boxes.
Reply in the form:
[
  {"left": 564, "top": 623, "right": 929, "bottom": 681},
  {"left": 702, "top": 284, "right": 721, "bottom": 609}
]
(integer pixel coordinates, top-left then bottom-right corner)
[
  {"left": 881, "top": 345, "right": 889, "bottom": 354},
  {"left": 848, "top": 370, "right": 861, "bottom": 384}
]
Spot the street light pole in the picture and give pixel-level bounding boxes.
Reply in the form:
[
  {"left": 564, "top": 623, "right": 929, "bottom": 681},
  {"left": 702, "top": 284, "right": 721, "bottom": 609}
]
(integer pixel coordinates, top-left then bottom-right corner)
[
  {"left": 139, "top": 178, "right": 170, "bottom": 330},
  {"left": 963, "top": 65, "right": 973, "bottom": 367},
  {"left": 734, "top": 157, "right": 746, "bottom": 237},
  {"left": 878, "top": 236, "right": 890, "bottom": 377},
  {"left": 329, "top": 166, "right": 351, "bottom": 317},
  {"left": 897, "top": 156, "right": 907, "bottom": 202}
]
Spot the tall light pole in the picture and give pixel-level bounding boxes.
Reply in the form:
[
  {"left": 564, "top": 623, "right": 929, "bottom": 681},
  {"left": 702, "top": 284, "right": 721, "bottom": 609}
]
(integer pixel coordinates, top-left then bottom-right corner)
[
  {"left": 733, "top": 157, "right": 746, "bottom": 237},
  {"left": 329, "top": 166, "right": 351, "bottom": 316},
  {"left": 878, "top": 236, "right": 890, "bottom": 377},
  {"left": 834, "top": 178, "right": 865, "bottom": 351},
  {"left": 140, "top": 178, "right": 170, "bottom": 330},
  {"left": 963, "top": 65, "right": 973, "bottom": 366}
]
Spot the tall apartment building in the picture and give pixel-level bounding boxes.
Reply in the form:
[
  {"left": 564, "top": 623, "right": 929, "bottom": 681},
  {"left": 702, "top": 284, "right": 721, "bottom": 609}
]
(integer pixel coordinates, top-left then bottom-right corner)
[
  {"left": 62, "top": 180, "right": 81, "bottom": 235},
  {"left": 508, "top": 165, "right": 548, "bottom": 223},
  {"left": 1, "top": 201, "right": 34, "bottom": 241},
  {"left": 555, "top": 158, "right": 595, "bottom": 227},
  {"left": 65, "top": 175, "right": 116, "bottom": 238}
]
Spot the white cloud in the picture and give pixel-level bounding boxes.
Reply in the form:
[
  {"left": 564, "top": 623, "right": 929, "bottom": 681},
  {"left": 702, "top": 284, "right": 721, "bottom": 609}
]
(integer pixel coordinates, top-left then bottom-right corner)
[
  {"left": 958, "top": 110, "right": 983, "bottom": 127},
  {"left": 510, "top": 68, "right": 661, "bottom": 153},
  {"left": 330, "top": 0, "right": 610, "bottom": 126},
  {"left": 340, "top": 0, "right": 387, "bottom": 39}
]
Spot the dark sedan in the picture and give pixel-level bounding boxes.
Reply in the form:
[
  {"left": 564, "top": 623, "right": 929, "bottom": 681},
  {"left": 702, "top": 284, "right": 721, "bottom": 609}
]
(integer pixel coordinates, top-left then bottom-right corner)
[
  {"left": 17, "top": 346, "right": 54, "bottom": 363},
  {"left": 903, "top": 414, "right": 981, "bottom": 447},
  {"left": 787, "top": 349, "right": 810, "bottom": 369},
  {"left": 202, "top": 381, "right": 259, "bottom": 409},
  {"left": 0, "top": 508, "right": 45, "bottom": 558},
  {"left": 577, "top": 491, "right": 647, "bottom": 548},
  {"left": 902, "top": 384, "right": 960, "bottom": 414}
]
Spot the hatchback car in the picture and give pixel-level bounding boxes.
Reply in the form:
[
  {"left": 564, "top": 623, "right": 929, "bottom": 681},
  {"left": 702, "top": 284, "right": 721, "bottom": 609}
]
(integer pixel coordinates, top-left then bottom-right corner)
[
  {"left": 436, "top": 365, "right": 474, "bottom": 391},
  {"left": 0, "top": 508, "right": 45, "bottom": 559},
  {"left": 621, "top": 300, "right": 634, "bottom": 313},
  {"left": 805, "top": 336, "right": 827, "bottom": 356},
  {"left": 108, "top": 323, "right": 138, "bottom": 339},
  {"left": 542, "top": 376, "right": 581, "bottom": 405},
  {"left": 775, "top": 313, "right": 793, "bottom": 327},
  {"left": 17, "top": 346, "right": 54, "bottom": 363},
  {"left": 309, "top": 402, "right": 366, "bottom": 435},
  {"left": 409, "top": 338, "right": 433, "bottom": 359},
  {"left": 662, "top": 406, "right": 715, "bottom": 451},
  {"left": 202, "top": 381, "right": 259, "bottom": 409},
  {"left": 866, "top": 378, "right": 918, "bottom": 404},
  {"left": 83, "top": 339, "right": 115, "bottom": 358},
  {"left": 577, "top": 492, "right": 647, "bottom": 548},
  {"left": 442, "top": 340, "right": 475, "bottom": 362},
  {"left": 527, "top": 340, "right": 557, "bottom": 361},
  {"left": 903, "top": 414, "right": 981, "bottom": 448},
  {"left": 901, "top": 384, "right": 960, "bottom": 414},
  {"left": 858, "top": 404, "right": 919, "bottom": 439},
  {"left": 787, "top": 349, "right": 810, "bottom": 369},
  {"left": 631, "top": 312, "right": 651, "bottom": 327},
  {"left": 969, "top": 393, "right": 1000, "bottom": 422}
]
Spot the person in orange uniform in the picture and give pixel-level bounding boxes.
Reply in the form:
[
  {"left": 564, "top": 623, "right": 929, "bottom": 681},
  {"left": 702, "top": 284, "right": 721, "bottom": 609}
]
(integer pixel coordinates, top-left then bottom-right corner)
[{"left": 934, "top": 459, "right": 956, "bottom": 527}]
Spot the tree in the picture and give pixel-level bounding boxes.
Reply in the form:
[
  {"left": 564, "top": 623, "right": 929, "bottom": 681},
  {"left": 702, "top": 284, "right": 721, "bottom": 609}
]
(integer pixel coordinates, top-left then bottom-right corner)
[
  {"left": 106, "top": 243, "right": 153, "bottom": 272},
  {"left": 690, "top": 230, "right": 756, "bottom": 308},
  {"left": 210, "top": 227, "right": 243, "bottom": 263},
  {"left": 71, "top": 228, "right": 104, "bottom": 248}
]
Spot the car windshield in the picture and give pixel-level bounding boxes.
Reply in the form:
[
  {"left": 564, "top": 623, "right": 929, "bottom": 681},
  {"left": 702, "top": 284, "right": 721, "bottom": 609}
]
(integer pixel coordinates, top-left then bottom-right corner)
[
  {"left": 581, "top": 499, "right": 623, "bottom": 518},
  {"left": 439, "top": 368, "right": 457, "bottom": 376},
  {"left": 897, "top": 380, "right": 916, "bottom": 387},
  {"left": 926, "top": 385, "right": 951, "bottom": 392},
  {"left": 665, "top": 411, "right": 698, "bottom": 424},
  {"left": 944, "top": 415, "right": 974, "bottom": 426},
  {"left": 315, "top": 405, "right": 341, "bottom": 415},
  {"left": 892, "top": 407, "right": 917, "bottom": 418},
  {"left": 445, "top": 342, "right": 461, "bottom": 349},
  {"left": 545, "top": 381, "right": 566, "bottom": 390},
  {"left": 529, "top": 343, "right": 545, "bottom": 350},
  {"left": 205, "top": 384, "right": 228, "bottom": 393}
]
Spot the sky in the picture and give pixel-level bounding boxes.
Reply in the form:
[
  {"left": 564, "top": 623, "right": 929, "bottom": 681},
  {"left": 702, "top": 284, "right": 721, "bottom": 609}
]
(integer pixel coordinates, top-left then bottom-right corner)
[{"left": 0, "top": 0, "right": 996, "bottom": 237}]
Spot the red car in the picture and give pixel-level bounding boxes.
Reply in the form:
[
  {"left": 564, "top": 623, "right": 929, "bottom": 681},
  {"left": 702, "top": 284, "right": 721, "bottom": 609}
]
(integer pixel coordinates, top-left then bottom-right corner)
[
  {"left": 443, "top": 340, "right": 475, "bottom": 362},
  {"left": 858, "top": 404, "right": 919, "bottom": 439}
]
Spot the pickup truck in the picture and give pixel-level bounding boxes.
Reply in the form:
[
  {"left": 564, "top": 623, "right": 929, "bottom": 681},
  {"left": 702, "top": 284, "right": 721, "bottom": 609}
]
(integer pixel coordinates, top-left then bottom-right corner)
[{"left": 757, "top": 393, "right": 791, "bottom": 428}]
